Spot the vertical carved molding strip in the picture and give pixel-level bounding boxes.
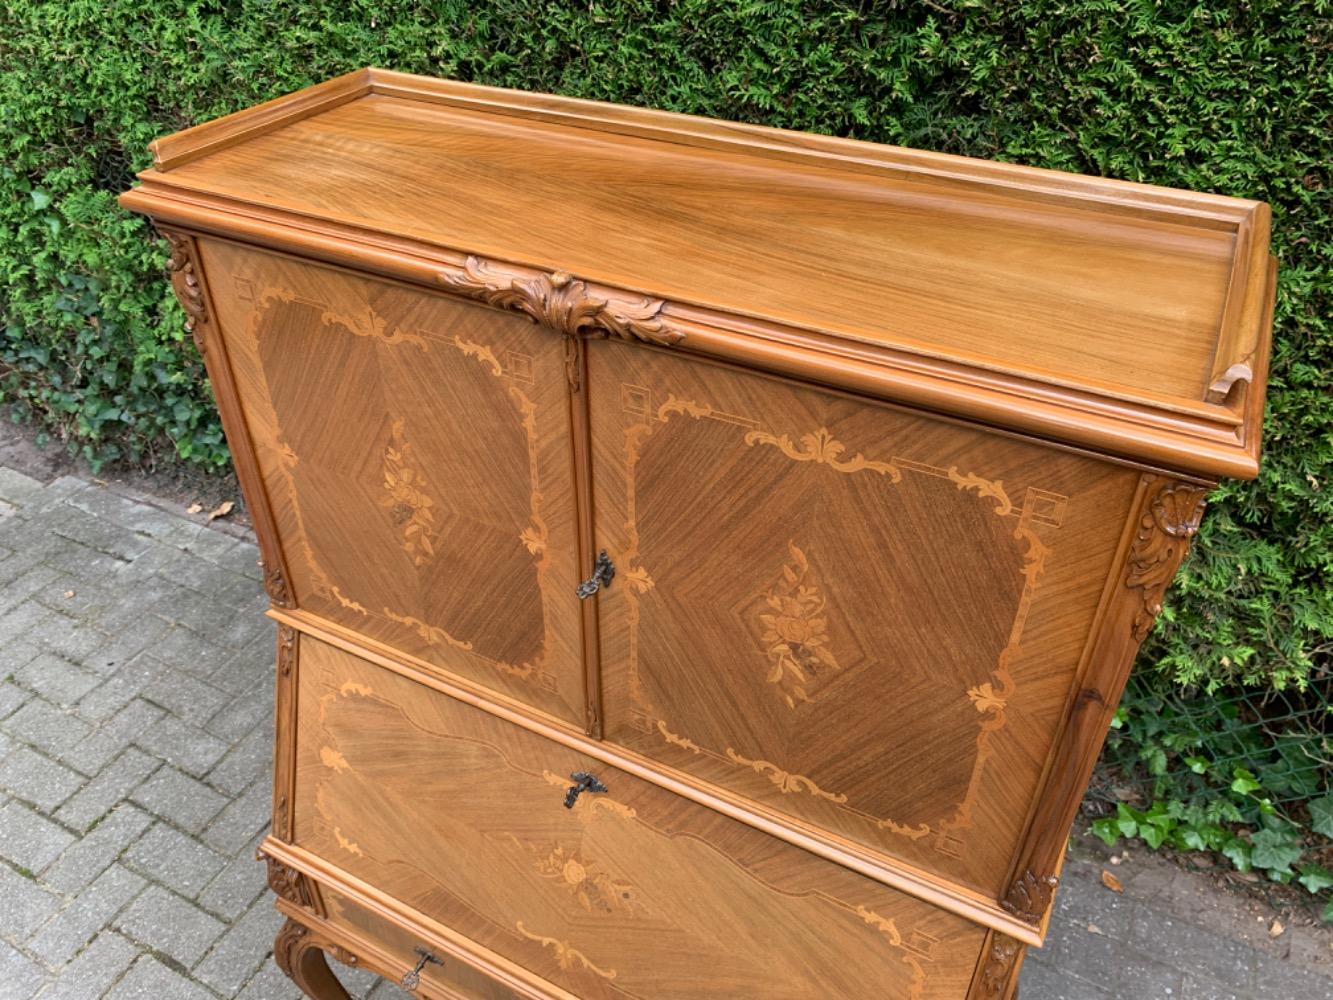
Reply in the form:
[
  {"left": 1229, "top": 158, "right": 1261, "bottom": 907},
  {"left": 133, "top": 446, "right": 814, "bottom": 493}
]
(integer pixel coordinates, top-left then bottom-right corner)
[
  {"left": 978, "top": 932, "right": 1022, "bottom": 997},
  {"left": 437, "top": 255, "right": 684, "bottom": 346},
  {"left": 264, "top": 560, "right": 295, "bottom": 609},
  {"left": 158, "top": 227, "right": 209, "bottom": 353},
  {"left": 273, "top": 625, "right": 299, "bottom": 841},
  {"left": 1125, "top": 478, "right": 1208, "bottom": 640}
]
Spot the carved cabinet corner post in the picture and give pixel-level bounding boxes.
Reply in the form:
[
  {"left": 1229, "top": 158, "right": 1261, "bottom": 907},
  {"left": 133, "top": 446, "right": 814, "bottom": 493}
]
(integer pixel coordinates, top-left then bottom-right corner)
[{"left": 122, "top": 70, "right": 1272, "bottom": 999}]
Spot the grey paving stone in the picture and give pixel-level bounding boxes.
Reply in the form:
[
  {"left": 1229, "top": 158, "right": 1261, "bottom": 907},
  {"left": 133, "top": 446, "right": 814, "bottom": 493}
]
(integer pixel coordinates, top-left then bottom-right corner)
[
  {"left": 0, "top": 940, "right": 48, "bottom": 1000},
  {"left": 133, "top": 712, "right": 229, "bottom": 777},
  {"left": 2, "top": 698, "right": 92, "bottom": 755},
  {"left": 0, "top": 638, "right": 40, "bottom": 676},
  {"left": 130, "top": 765, "right": 227, "bottom": 834},
  {"left": 0, "top": 468, "right": 43, "bottom": 505},
  {"left": 201, "top": 777, "right": 271, "bottom": 856},
  {"left": 12, "top": 652, "right": 100, "bottom": 708},
  {"left": 0, "top": 681, "right": 30, "bottom": 722},
  {"left": 47, "top": 505, "right": 153, "bottom": 563},
  {"left": 1251, "top": 953, "right": 1333, "bottom": 1000},
  {"left": 41, "top": 804, "right": 153, "bottom": 895},
  {"left": 60, "top": 697, "right": 163, "bottom": 775},
  {"left": 27, "top": 863, "right": 146, "bottom": 966},
  {"left": 140, "top": 666, "right": 231, "bottom": 727},
  {"left": 194, "top": 897, "right": 286, "bottom": 994},
  {"left": 1021, "top": 956, "right": 1115, "bottom": 998},
  {"left": 103, "top": 954, "right": 215, "bottom": 1000},
  {"left": 30, "top": 575, "right": 116, "bottom": 620},
  {"left": 0, "top": 745, "right": 84, "bottom": 812},
  {"left": 0, "top": 799, "right": 75, "bottom": 873},
  {"left": 0, "top": 576, "right": 60, "bottom": 620},
  {"left": 55, "top": 747, "right": 159, "bottom": 831},
  {"left": 236, "top": 956, "right": 302, "bottom": 1000},
  {"left": 1127, "top": 907, "right": 1256, "bottom": 995},
  {"left": 114, "top": 885, "right": 226, "bottom": 967},
  {"left": 0, "top": 862, "right": 62, "bottom": 939},
  {"left": 206, "top": 683, "right": 273, "bottom": 744},
  {"left": 122, "top": 822, "right": 227, "bottom": 899},
  {"left": 78, "top": 617, "right": 171, "bottom": 679},
  {"left": 207, "top": 722, "right": 272, "bottom": 796},
  {"left": 40, "top": 539, "right": 130, "bottom": 588},
  {"left": 198, "top": 836, "right": 269, "bottom": 921},
  {"left": 153, "top": 623, "right": 243, "bottom": 682},
  {"left": 75, "top": 655, "right": 168, "bottom": 723},
  {"left": 29, "top": 930, "right": 139, "bottom": 1000}
]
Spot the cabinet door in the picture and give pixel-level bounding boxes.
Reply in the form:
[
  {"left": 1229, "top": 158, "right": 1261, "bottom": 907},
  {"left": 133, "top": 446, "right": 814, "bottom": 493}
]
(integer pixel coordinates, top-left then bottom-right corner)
[
  {"left": 586, "top": 340, "right": 1139, "bottom": 898},
  {"left": 200, "top": 240, "right": 586, "bottom": 726}
]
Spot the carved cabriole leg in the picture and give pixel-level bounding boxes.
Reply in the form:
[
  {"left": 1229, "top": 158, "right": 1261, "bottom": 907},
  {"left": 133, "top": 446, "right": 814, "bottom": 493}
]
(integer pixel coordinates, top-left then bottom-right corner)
[
  {"left": 274, "top": 918, "right": 353, "bottom": 1000},
  {"left": 155, "top": 225, "right": 296, "bottom": 610},
  {"left": 1003, "top": 473, "right": 1210, "bottom": 929}
]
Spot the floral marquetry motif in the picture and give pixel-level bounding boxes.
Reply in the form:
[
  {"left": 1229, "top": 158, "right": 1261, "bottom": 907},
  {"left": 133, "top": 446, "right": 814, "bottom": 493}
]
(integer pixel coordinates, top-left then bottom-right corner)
[
  {"left": 380, "top": 419, "right": 438, "bottom": 567},
  {"left": 757, "top": 541, "right": 842, "bottom": 708}
]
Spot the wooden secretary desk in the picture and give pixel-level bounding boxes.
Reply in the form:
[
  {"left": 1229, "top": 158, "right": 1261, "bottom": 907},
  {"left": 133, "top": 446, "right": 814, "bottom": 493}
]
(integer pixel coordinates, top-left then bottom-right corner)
[{"left": 120, "top": 69, "right": 1274, "bottom": 999}]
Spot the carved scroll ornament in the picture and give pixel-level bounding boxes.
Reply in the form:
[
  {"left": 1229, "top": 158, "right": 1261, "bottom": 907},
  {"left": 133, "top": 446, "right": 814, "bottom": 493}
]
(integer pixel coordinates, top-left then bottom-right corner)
[
  {"left": 264, "top": 856, "right": 317, "bottom": 911},
  {"left": 438, "top": 256, "right": 683, "bottom": 347},
  {"left": 979, "top": 933, "right": 1022, "bottom": 997},
  {"left": 1001, "top": 868, "right": 1059, "bottom": 924},
  {"left": 1125, "top": 480, "right": 1208, "bottom": 641}
]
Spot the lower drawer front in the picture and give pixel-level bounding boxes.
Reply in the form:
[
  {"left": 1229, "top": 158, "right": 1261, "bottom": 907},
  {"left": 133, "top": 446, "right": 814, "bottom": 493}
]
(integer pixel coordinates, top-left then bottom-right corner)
[
  {"left": 320, "top": 886, "right": 525, "bottom": 1000},
  {"left": 293, "top": 635, "right": 987, "bottom": 998}
]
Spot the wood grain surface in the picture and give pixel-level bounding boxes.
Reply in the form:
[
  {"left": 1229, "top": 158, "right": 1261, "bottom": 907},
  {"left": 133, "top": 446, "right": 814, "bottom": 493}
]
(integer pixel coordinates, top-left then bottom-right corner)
[{"left": 121, "top": 69, "right": 1277, "bottom": 1000}]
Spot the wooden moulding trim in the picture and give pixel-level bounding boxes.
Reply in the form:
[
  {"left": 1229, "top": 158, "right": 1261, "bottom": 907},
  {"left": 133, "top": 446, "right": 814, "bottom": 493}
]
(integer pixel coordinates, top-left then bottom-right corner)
[
  {"left": 119, "top": 184, "right": 1261, "bottom": 481},
  {"left": 263, "top": 837, "right": 575, "bottom": 1000},
  {"left": 360, "top": 69, "right": 1255, "bottom": 231},
  {"left": 1205, "top": 206, "right": 1274, "bottom": 411},
  {"left": 269, "top": 607, "right": 1044, "bottom": 946},
  {"left": 1006, "top": 474, "right": 1209, "bottom": 907},
  {"left": 150, "top": 69, "right": 373, "bottom": 171},
  {"left": 274, "top": 907, "right": 472, "bottom": 1000}
]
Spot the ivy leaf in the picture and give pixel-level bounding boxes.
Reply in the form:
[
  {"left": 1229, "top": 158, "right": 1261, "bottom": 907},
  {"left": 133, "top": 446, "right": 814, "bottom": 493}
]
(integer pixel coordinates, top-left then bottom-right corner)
[
  {"left": 1222, "top": 838, "right": 1252, "bottom": 873},
  {"left": 1184, "top": 756, "right": 1210, "bottom": 774},
  {"left": 1091, "top": 817, "right": 1122, "bottom": 847},
  {"left": 1323, "top": 898, "right": 1333, "bottom": 924},
  {"left": 1250, "top": 828, "right": 1303, "bottom": 874},
  {"left": 1297, "top": 865, "right": 1333, "bottom": 894},
  {"left": 1308, "top": 795, "right": 1333, "bottom": 839},
  {"left": 1230, "top": 768, "right": 1262, "bottom": 796},
  {"left": 29, "top": 188, "right": 52, "bottom": 210}
]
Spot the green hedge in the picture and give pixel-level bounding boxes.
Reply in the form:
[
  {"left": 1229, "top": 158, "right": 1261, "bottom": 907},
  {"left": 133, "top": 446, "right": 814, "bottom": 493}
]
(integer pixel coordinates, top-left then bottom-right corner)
[{"left": 2, "top": 0, "right": 1330, "bottom": 886}]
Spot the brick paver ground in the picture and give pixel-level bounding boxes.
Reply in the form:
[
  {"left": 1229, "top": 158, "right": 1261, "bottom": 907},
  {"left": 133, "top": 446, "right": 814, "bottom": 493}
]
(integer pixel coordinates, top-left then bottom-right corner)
[{"left": 0, "top": 464, "right": 1328, "bottom": 999}]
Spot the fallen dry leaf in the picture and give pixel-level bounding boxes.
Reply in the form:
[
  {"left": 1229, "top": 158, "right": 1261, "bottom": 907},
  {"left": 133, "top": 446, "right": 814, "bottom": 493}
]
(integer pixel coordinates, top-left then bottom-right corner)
[
  {"left": 207, "top": 500, "right": 235, "bottom": 522},
  {"left": 1270, "top": 918, "right": 1285, "bottom": 938},
  {"left": 1087, "top": 922, "right": 1104, "bottom": 936},
  {"left": 186, "top": 502, "right": 203, "bottom": 514},
  {"left": 63, "top": 590, "right": 75, "bottom": 599},
  {"left": 1101, "top": 870, "right": 1124, "bottom": 894}
]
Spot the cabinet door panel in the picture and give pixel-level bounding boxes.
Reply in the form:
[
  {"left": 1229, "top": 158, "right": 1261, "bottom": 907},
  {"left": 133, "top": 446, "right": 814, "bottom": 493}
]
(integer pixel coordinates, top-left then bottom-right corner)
[
  {"left": 586, "top": 341, "right": 1138, "bottom": 897},
  {"left": 294, "top": 635, "right": 985, "bottom": 999},
  {"left": 201, "top": 239, "right": 585, "bottom": 725}
]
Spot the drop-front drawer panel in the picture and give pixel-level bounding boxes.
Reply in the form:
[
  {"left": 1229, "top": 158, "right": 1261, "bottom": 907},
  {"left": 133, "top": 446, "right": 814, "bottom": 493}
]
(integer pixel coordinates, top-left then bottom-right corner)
[
  {"left": 587, "top": 340, "right": 1141, "bottom": 899},
  {"left": 199, "top": 238, "right": 588, "bottom": 726},
  {"left": 292, "top": 633, "right": 987, "bottom": 999}
]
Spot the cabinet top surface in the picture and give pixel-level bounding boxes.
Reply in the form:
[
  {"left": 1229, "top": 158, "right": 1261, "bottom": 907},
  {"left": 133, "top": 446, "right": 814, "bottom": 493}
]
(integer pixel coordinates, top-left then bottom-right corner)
[{"left": 123, "top": 68, "right": 1273, "bottom": 479}]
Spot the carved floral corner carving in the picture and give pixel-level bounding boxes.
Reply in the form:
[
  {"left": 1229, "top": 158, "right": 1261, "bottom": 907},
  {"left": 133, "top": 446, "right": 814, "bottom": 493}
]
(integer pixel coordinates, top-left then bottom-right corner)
[
  {"left": 277, "top": 625, "right": 297, "bottom": 678},
  {"left": 438, "top": 255, "right": 684, "bottom": 347},
  {"left": 264, "top": 856, "right": 317, "bottom": 910},
  {"left": 157, "top": 228, "right": 209, "bottom": 351},
  {"left": 979, "top": 932, "right": 1022, "bottom": 997},
  {"left": 1000, "top": 869, "right": 1059, "bottom": 924},
  {"left": 1125, "top": 480, "right": 1209, "bottom": 641},
  {"left": 263, "top": 561, "right": 294, "bottom": 609}
]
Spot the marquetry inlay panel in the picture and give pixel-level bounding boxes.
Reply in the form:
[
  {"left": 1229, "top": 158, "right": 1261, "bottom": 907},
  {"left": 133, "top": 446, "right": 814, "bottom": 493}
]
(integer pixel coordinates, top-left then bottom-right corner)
[
  {"left": 589, "top": 342, "right": 1141, "bottom": 898},
  {"left": 198, "top": 239, "right": 587, "bottom": 726},
  {"left": 293, "top": 635, "right": 986, "bottom": 999}
]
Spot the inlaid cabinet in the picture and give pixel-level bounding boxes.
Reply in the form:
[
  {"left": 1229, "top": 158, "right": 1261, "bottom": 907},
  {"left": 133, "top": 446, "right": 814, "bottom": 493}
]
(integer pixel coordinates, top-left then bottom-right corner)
[{"left": 121, "top": 68, "right": 1275, "bottom": 999}]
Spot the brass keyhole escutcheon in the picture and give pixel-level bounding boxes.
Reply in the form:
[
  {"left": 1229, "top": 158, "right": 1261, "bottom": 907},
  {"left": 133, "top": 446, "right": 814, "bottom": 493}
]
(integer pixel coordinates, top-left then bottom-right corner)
[{"left": 401, "top": 947, "right": 443, "bottom": 991}]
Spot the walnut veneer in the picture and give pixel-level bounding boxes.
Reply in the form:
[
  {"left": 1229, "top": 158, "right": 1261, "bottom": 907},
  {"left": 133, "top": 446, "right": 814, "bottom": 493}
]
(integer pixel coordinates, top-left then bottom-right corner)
[{"left": 121, "top": 68, "right": 1275, "bottom": 999}]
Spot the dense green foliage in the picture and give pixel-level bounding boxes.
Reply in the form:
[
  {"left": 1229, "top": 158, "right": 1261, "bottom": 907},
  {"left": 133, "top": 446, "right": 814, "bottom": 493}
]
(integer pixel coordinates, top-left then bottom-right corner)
[
  {"left": 2, "top": 0, "right": 1329, "bottom": 898},
  {"left": 1094, "top": 673, "right": 1332, "bottom": 917}
]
